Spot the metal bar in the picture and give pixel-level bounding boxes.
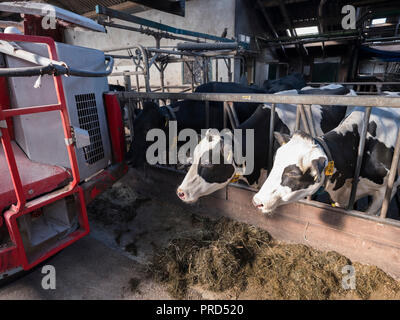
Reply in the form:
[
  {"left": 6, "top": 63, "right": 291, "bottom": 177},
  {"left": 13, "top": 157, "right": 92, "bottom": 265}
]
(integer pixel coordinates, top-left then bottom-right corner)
[
  {"left": 268, "top": 103, "right": 276, "bottom": 172},
  {"left": 299, "top": 104, "right": 311, "bottom": 135},
  {"left": 2, "top": 104, "right": 62, "bottom": 117},
  {"left": 110, "top": 71, "right": 144, "bottom": 77},
  {"left": 308, "top": 82, "right": 400, "bottom": 86},
  {"left": 347, "top": 107, "right": 372, "bottom": 210},
  {"left": 295, "top": 105, "right": 301, "bottom": 131},
  {"left": 380, "top": 129, "right": 400, "bottom": 218},
  {"left": 123, "top": 73, "right": 131, "bottom": 91},
  {"left": 223, "top": 101, "right": 228, "bottom": 128},
  {"left": 120, "top": 92, "right": 400, "bottom": 108},
  {"left": 205, "top": 100, "right": 210, "bottom": 128},
  {"left": 223, "top": 102, "right": 237, "bottom": 129},
  {"left": 226, "top": 102, "right": 239, "bottom": 129},
  {"left": 304, "top": 104, "right": 317, "bottom": 137},
  {"left": 96, "top": 5, "right": 235, "bottom": 43}
]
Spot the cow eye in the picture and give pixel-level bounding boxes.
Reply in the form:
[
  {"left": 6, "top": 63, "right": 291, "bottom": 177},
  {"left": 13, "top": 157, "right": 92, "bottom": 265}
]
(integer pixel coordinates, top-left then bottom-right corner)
[{"left": 286, "top": 170, "right": 301, "bottom": 178}]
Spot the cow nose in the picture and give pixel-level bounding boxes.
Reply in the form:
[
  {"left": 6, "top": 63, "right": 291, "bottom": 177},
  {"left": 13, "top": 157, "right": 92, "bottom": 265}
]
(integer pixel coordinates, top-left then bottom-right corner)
[
  {"left": 177, "top": 189, "right": 185, "bottom": 199},
  {"left": 252, "top": 196, "right": 264, "bottom": 209}
]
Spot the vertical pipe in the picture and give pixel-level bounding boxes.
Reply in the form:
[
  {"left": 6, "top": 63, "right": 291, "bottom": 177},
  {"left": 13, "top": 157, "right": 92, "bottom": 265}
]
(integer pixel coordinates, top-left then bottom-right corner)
[
  {"left": 228, "top": 58, "right": 232, "bottom": 82},
  {"left": 305, "top": 104, "right": 317, "bottom": 137},
  {"left": 205, "top": 100, "right": 210, "bottom": 128},
  {"left": 223, "top": 101, "right": 228, "bottom": 128},
  {"left": 215, "top": 58, "right": 219, "bottom": 82},
  {"left": 380, "top": 129, "right": 400, "bottom": 218},
  {"left": 227, "top": 102, "right": 239, "bottom": 128},
  {"left": 123, "top": 72, "right": 131, "bottom": 91},
  {"left": 268, "top": 103, "right": 276, "bottom": 172},
  {"left": 299, "top": 104, "right": 311, "bottom": 135},
  {"left": 191, "top": 61, "right": 195, "bottom": 91},
  {"left": 295, "top": 105, "right": 301, "bottom": 131},
  {"left": 347, "top": 106, "right": 372, "bottom": 210}
]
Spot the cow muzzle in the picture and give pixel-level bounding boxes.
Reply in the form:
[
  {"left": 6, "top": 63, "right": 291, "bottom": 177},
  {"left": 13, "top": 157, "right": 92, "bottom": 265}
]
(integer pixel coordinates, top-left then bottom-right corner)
[
  {"left": 252, "top": 194, "right": 279, "bottom": 214},
  {"left": 176, "top": 188, "right": 197, "bottom": 204}
]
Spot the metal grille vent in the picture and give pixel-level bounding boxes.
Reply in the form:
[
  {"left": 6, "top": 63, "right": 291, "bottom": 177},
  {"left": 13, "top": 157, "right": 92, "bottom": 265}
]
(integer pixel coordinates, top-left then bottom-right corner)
[{"left": 75, "top": 93, "right": 105, "bottom": 164}]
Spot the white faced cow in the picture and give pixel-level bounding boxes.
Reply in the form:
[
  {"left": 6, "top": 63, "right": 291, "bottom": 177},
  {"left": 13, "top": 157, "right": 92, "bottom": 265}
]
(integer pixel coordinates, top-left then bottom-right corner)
[
  {"left": 177, "top": 85, "right": 353, "bottom": 203},
  {"left": 253, "top": 102, "right": 400, "bottom": 215}
]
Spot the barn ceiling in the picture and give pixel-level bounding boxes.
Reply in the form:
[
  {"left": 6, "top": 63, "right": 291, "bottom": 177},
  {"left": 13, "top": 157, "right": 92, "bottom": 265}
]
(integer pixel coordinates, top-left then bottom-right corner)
[
  {"left": 0, "top": 0, "right": 147, "bottom": 17},
  {"left": 253, "top": 0, "right": 400, "bottom": 59}
]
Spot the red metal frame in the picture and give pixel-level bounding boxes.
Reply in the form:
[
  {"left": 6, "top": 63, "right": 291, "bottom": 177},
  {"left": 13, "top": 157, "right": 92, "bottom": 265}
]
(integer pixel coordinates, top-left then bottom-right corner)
[
  {"left": 104, "top": 93, "right": 125, "bottom": 163},
  {"left": 0, "top": 34, "right": 89, "bottom": 272}
]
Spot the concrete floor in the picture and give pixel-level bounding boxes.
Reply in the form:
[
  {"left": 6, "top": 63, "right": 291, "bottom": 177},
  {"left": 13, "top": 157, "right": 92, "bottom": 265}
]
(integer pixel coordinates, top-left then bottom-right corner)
[
  {"left": 0, "top": 235, "right": 171, "bottom": 300},
  {"left": 0, "top": 176, "right": 205, "bottom": 300}
]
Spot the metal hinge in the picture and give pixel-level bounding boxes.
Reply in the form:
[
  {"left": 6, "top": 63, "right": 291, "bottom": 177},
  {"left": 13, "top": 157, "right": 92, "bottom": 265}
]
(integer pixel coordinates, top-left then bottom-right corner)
[{"left": 65, "top": 126, "right": 90, "bottom": 148}]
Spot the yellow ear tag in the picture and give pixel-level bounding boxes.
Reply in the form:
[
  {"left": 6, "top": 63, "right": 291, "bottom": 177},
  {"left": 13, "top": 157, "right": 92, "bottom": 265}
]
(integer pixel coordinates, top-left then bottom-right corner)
[
  {"left": 325, "top": 161, "right": 335, "bottom": 176},
  {"left": 331, "top": 202, "right": 336, "bottom": 208},
  {"left": 231, "top": 174, "right": 240, "bottom": 183}
]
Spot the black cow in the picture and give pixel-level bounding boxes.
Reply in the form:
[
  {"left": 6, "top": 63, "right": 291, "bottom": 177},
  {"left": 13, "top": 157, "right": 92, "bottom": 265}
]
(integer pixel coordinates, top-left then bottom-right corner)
[
  {"left": 263, "top": 73, "right": 306, "bottom": 93},
  {"left": 127, "top": 82, "right": 267, "bottom": 167}
]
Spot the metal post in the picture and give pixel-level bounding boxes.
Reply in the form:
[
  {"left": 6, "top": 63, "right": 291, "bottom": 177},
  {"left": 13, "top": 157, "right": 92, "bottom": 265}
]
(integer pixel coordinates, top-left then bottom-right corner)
[
  {"left": 226, "top": 102, "right": 239, "bottom": 128},
  {"left": 215, "top": 58, "right": 219, "bottom": 82},
  {"left": 268, "top": 103, "right": 276, "bottom": 172},
  {"left": 205, "top": 100, "right": 210, "bottom": 128},
  {"left": 123, "top": 72, "right": 131, "bottom": 91},
  {"left": 347, "top": 106, "right": 372, "bottom": 210},
  {"left": 380, "top": 129, "right": 400, "bottom": 218},
  {"left": 304, "top": 104, "right": 317, "bottom": 137},
  {"left": 299, "top": 104, "right": 311, "bottom": 135},
  {"left": 295, "top": 105, "right": 301, "bottom": 131},
  {"left": 228, "top": 58, "right": 232, "bottom": 82},
  {"left": 224, "top": 101, "right": 238, "bottom": 129},
  {"left": 223, "top": 101, "right": 228, "bottom": 128}
]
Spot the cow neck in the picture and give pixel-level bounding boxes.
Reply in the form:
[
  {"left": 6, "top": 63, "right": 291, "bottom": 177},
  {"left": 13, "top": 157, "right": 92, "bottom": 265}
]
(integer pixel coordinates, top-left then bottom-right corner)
[
  {"left": 236, "top": 106, "right": 270, "bottom": 184},
  {"left": 314, "top": 136, "right": 335, "bottom": 190},
  {"left": 160, "top": 105, "right": 178, "bottom": 128}
]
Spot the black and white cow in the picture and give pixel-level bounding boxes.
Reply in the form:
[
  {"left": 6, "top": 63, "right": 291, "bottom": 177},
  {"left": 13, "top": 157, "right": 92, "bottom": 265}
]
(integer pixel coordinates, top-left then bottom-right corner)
[
  {"left": 127, "top": 82, "right": 267, "bottom": 167},
  {"left": 176, "top": 85, "right": 354, "bottom": 203},
  {"left": 253, "top": 99, "right": 400, "bottom": 215},
  {"left": 263, "top": 73, "right": 306, "bottom": 93}
]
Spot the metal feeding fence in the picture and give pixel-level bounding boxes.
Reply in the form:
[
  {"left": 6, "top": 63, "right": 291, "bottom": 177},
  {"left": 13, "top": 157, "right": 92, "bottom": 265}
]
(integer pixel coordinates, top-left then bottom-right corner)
[{"left": 119, "top": 90, "right": 400, "bottom": 222}]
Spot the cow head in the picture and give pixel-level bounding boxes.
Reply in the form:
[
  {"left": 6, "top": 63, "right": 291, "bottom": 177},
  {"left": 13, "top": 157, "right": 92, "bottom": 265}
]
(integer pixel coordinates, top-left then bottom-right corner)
[
  {"left": 177, "top": 129, "right": 240, "bottom": 203},
  {"left": 253, "top": 131, "right": 328, "bottom": 214},
  {"left": 126, "top": 101, "right": 166, "bottom": 167}
]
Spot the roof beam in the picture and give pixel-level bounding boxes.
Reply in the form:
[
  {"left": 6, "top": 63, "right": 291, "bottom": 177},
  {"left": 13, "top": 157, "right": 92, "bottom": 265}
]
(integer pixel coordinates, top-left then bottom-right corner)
[{"left": 126, "top": 0, "right": 185, "bottom": 17}]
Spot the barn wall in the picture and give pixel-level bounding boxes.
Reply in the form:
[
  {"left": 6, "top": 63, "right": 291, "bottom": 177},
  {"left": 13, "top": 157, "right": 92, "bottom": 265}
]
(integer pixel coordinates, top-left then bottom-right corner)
[{"left": 65, "top": 0, "right": 236, "bottom": 89}]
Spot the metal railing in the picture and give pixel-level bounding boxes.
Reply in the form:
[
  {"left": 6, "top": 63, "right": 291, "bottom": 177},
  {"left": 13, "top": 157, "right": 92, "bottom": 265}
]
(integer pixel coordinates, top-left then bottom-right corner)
[{"left": 119, "top": 90, "right": 400, "bottom": 220}]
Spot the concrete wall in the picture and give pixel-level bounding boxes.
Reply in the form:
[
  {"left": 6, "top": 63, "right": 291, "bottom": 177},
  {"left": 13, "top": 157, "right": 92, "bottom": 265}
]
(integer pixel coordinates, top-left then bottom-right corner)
[{"left": 65, "top": 0, "right": 236, "bottom": 89}]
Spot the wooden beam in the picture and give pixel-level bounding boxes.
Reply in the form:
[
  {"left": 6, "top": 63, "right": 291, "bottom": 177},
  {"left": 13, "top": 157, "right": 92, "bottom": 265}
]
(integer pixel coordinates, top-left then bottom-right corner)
[{"left": 85, "top": 1, "right": 146, "bottom": 18}]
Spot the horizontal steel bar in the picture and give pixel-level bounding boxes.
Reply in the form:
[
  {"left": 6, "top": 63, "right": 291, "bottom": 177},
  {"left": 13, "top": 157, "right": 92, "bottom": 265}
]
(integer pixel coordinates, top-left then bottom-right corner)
[
  {"left": 308, "top": 82, "right": 400, "bottom": 86},
  {"left": 96, "top": 5, "right": 235, "bottom": 43},
  {"left": 1, "top": 104, "right": 62, "bottom": 118},
  {"left": 119, "top": 92, "right": 400, "bottom": 108}
]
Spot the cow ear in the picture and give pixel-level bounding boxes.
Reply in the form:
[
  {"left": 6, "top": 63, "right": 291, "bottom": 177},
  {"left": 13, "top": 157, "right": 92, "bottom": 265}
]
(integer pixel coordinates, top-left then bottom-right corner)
[
  {"left": 311, "top": 157, "right": 326, "bottom": 182},
  {"left": 274, "top": 132, "right": 290, "bottom": 146}
]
